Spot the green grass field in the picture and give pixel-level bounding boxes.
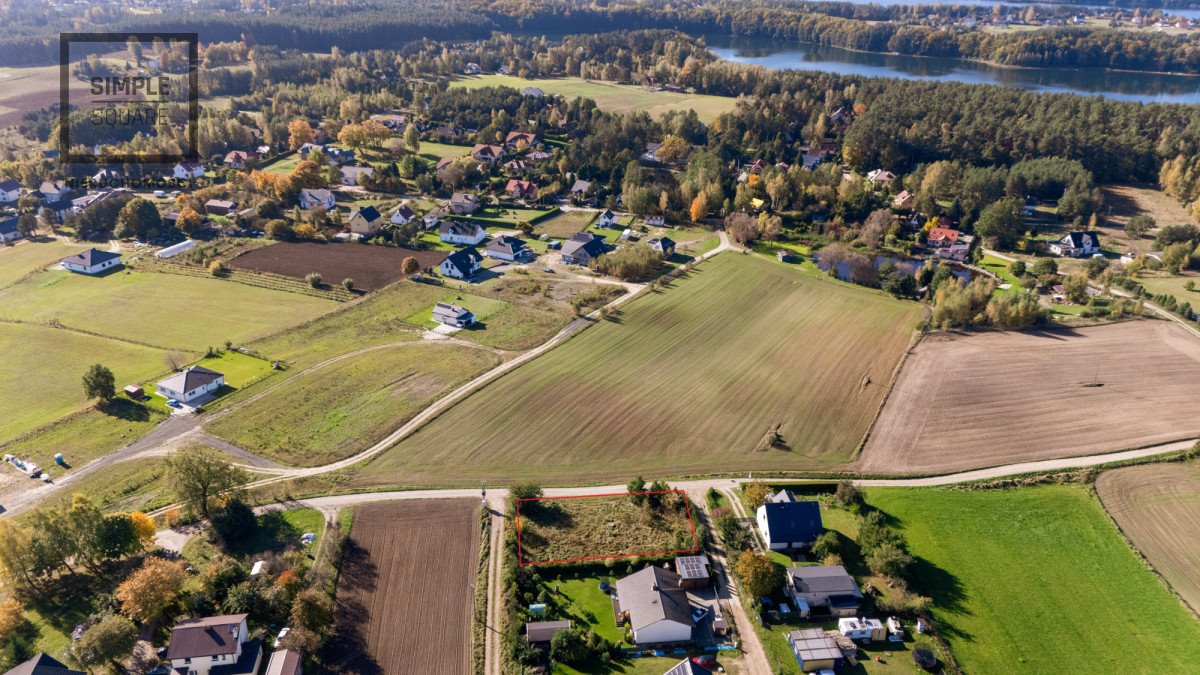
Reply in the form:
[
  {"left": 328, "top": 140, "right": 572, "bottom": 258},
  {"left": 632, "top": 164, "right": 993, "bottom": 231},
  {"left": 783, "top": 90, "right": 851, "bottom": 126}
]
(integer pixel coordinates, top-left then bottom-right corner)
[
  {"left": 403, "top": 292, "right": 510, "bottom": 326},
  {"left": 0, "top": 240, "right": 77, "bottom": 288},
  {"left": 536, "top": 210, "right": 597, "bottom": 238},
  {"left": 205, "top": 342, "right": 500, "bottom": 466},
  {"left": 190, "top": 351, "right": 274, "bottom": 389},
  {"left": 0, "top": 268, "right": 336, "bottom": 351},
  {"left": 0, "top": 399, "right": 166, "bottom": 478},
  {"left": 354, "top": 253, "right": 921, "bottom": 487},
  {"left": 451, "top": 75, "right": 737, "bottom": 123},
  {"left": 0, "top": 322, "right": 168, "bottom": 443},
  {"left": 870, "top": 485, "right": 1200, "bottom": 673},
  {"left": 417, "top": 141, "right": 473, "bottom": 162},
  {"left": 1136, "top": 271, "right": 1200, "bottom": 301}
]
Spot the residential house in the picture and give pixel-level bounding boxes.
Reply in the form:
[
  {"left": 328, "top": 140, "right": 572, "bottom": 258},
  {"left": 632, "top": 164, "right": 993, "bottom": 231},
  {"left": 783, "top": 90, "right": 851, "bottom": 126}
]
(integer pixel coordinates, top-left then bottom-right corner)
[
  {"left": 370, "top": 113, "right": 408, "bottom": 130},
  {"left": 38, "top": 181, "right": 70, "bottom": 204},
  {"left": 800, "top": 152, "right": 824, "bottom": 170},
  {"left": 641, "top": 142, "right": 663, "bottom": 163},
  {"left": 561, "top": 232, "right": 608, "bottom": 266},
  {"left": 892, "top": 190, "right": 914, "bottom": 209},
  {"left": 614, "top": 566, "right": 694, "bottom": 645},
  {"left": 675, "top": 555, "right": 711, "bottom": 589},
  {"left": 569, "top": 179, "right": 592, "bottom": 197},
  {"left": 756, "top": 490, "right": 822, "bottom": 550},
  {"left": 0, "top": 179, "right": 20, "bottom": 203},
  {"left": 156, "top": 366, "right": 225, "bottom": 404},
  {"left": 785, "top": 565, "right": 863, "bottom": 618},
  {"left": 390, "top": 204, "right": 417, "bottom": 226},
  {"left": 325, "top": 147, "right": 356, "bottom": 165},
  {"left": 485, "top": 235, "right": 532, "bottom": 262},
  {"left": 340, "top": 165, "right": 374, "bottom": 186},
  {"left": 423, "top": 208, "right": 447, "bottom": 229},
  {"left": 505, "top": 131, "right": 538, "bottom": 148},
  {"left": 748, "top": 159, "right": 767, "bottom": 175},
  {"left": 465, "top": 63, "right": 481, "bottom": 74},
  {"left": 527, "top": 150, "right": 553, "bottom": 163},
  {"left": 435, "top": 157, "right": 457, "bottom": 177},
  {"left": 787, "top": 628, "right": 844, "bottom": 672},
  {"left": 866, "top": 169, "right": 895, "bottom": 186},
  {"left": 521, "top": 86, "right": 545, "bottom": 98},
  {"left": 348, "top": 206, "right": 384, "bottom": 237},
  {"left": 439, "top": 247, "right": 483, "bottom": 279},
  {"left": 927, "top": 227, "right": 961, "bottom": 248},
  {"left": 263, "top": 649, "right": 302, "bottom": 675},
  {"left": 91, "top": 168, "right": 123, "bottom": 187},
  {"left": 440, "top": 220, "right": 487, "bottom": 245},
  {"left": 173, "top": 162, "right": 205, "bottom": 180},
  {"left": 432, "top": 301, "right": 476, "bottom": 328},
  {"left": 664, "top": 659, "right": 712, "bottom": 675},
  {"left": 597, "top": 209, "right": 618, "bottom": 228},
  {"left": 0, "top": 217, "right": 21, "bottom": 244},
  {"left": 505, "top": 179, "right": 538, "bottom": 201},
  {"left": 60, "top": 248, "right": 121, "bottom": 275},
  {"left": 525, "top": 620, "right": 571, "bottom": 644},
  {"left": 449, "top": 192, "right": 480, "bottom": 215},
  {"left": 503, "top": 159, "right": 528, "bottom": 173},
  {"left": 299, "top": 188, "right": 336, "bottom": 210},
  {"left": 470, "top": 144, "right": 505, "bottom": 163},
  {"left": 204, "top": 199, "right": 235, "bottom": 216},
  {"left": 224, "top": 150, "right": 250, "bottom": 168},
  {"left": 70, "top": 188, "right": 131, "bottom": 216},
  {"left": 1049, "top": 231, "right": 1102, "bottom": 258},
  {"left": 644, "top": 215, "right": 665, "bottom": 227},
  {"left": 297, "top": 143, "right": 324, "bottom": 159},
  {"left": 647, "top": 236, "right": 676, "bottom": 257},
  {"left": 164, "top": 613, "right": 261, "bottom": 675},
  {"left": 4, "top": 653, "right": 84, "bottom": 675}
]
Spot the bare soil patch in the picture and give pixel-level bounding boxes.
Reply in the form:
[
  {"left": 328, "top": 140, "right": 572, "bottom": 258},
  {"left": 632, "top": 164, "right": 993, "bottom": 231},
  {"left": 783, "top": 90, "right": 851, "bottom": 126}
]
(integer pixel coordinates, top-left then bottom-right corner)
[
  {"left": 229, "top": 241, "right": 446, "bottom": 291},
  {"left": 1097, "top": 462, "right": 1200, "bottom": 617},
  {"left": 858, "top": 321, "right": 1200, "bottom": 474},
  {"left": 326, "top": 499, "right": 480, "bottom": 674},
  {"left": 1100, "top": 185, "right": 1196, "bottom": 255}
]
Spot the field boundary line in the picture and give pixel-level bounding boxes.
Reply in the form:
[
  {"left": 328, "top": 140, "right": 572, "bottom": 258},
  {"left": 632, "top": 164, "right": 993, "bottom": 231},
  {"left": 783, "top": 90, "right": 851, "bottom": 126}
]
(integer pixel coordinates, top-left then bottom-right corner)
[
  {"left": 0, "top": 315, "right": 181, "bottom": 352},
  {"left": 851, "top": 326, "right": 926, "bottom": 463}
]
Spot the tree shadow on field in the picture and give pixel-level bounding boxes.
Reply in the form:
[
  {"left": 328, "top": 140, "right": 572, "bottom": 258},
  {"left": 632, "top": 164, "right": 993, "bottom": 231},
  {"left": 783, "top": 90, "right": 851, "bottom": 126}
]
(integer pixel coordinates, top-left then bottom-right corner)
[
  {"left": 322, "top": 537, "right": 382, "bottom": 674},
  {"left": 337, "top": 537, "right": 379, "bottom": 594},
  {"left": 1018, "top": 325, "right": 1085, "bottom": 341},
  {"left": 908, "top": 556, "right": 971, "bottom": 640},
  {"left": 98, "top": 397, "right": 151, "bottom": 422}
]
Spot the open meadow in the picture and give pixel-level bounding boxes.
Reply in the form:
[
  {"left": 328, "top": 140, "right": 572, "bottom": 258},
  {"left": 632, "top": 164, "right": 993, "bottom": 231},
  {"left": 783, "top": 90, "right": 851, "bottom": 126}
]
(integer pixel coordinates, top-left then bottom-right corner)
[
  {"left": 869, "top": 485, "right": 1200, "bottom": 673},
  {"left": 353, "top": 253, "right": 921, "bottom": 487},
  {"left": 0, "top": 267, "right": 336, "bottom": 351},
  {"left": 516, "top": 492, "right": 696, "bottom": 564},
  {"left": 858, "top": 320, "right": 1200, "bottom": 475},
  {"left": 326, "top": 500, "right": 480, "bottom": 674},
  {"left": 0, "top": 240, "right": 79, "bottom": 289},
  {"left": 451, "top": 75, "right": 737, "bottom": 123},
  {"left": 536, "top": 209, "right": 596, "bottom": 238},
  {"left": 206, "top": 342, "right": 500, "bottom": 466},
  {"left": 1097, "top": 462, "right": 1200, "bottom": 616}
]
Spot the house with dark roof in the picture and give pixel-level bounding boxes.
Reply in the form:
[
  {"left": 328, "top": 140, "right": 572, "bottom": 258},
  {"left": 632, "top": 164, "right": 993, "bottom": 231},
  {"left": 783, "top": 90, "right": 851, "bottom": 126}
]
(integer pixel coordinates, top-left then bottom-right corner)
[
  {"left": 390, "top": 204, "right": 417, "bottom": 226},
  {"left": 436, "top": 156, "right": 456, "bottom": 175},
  {"left": 785, "top": 565, "right": 862, "bottom": 618},
  {"left": 0, "top": 217, "right": 21, "bottom": 244},
  {"left": 561, "top": 232, "right": 608, "bottom": 266},
  {"left": 165, "top": 613, "right": 261, "bottom": 675},
  {"left": 0, "top": 178, "right": 21, "bottom": 203},
  {"left": 485, "top": 235, "right": 532, "bottom": 262},
  {"left": 205, "top": 199, "right": 236, "bottom": 216},
  {"left": 439, "top": 220, "right": 487, "bottom": 245},
  {"left": 648, "top": 236, "right": 676, "bottom": 257},
  {"left": 1049, "top": 231, "right": 1102, "bottom": 258},
  {"left": 4, "top": 653, "right": 84, "bottom": 675},
  {"left": 61, "top": 248, "right": 121, "bottom": 275},
  {"left": 432, "top": 301, "right": 476, "bottom": 328},
  {"left": 439, "top": 247, "right": 483, "bottom": 280},
  {"left": 675, "top": 554, "right": 711, "bottom": 589},
  {"left": 525, "top": 620, "right": 572, "bottom": 644},
  {"left": 156, "top": 366, "right": 225, "bottom": 405},
  {"left": 755, "top": 491, "right": 822, "bottom": 550},
  {"left": 663, "top": 658, "right": 712, "bottom": 675},
  {"left": 263, "top": 649, "right": 302, "bottom": 675},
  {"left": 614, "top": 566, "right": 694, "bottom": 644},
  {"left": 348, "top": 206, "right": 384, "bottom": 237},
  {"left": 449, "top": 192, "right": 480, "bottom": 215},
  {"left": 470, "top": 144, "right": 505, "bottom": 163},
  {"left": 597, "top": 209, "right": 617, "bottom": 228}
]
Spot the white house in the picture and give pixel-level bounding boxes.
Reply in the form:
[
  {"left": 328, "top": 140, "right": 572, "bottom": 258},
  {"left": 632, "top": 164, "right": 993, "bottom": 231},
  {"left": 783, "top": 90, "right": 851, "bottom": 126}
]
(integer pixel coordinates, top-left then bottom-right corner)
[
  {"left": 60, "top": 248, "right": 121, "bottom": 275},
  {"left": 390, "top": 203, "right": 417, "bottom": 226},
  {"left": 755, "top": 490, "right": 823, "bottom": 550},
  {"left": 644, "top": 215, "right": 665, "bottom": 227},
  {"left": 439, "top": 247, "right": 482, "bottom": 280},
  {"left": 165, "top": 613, "right": 261, "bottom": 675},
  {"left": 299, "top": 188, "right": 336, "bottom": 210},
  {"left": 0, "top": 217, "right": 21, "bottom": 244},
  {"left": 340, "top": 165, "right": 374, "bottom": 186},
  {"left": 1049, "top": 231, "right": 1102, "bottom": 258},
  {"left": 485, "top": 235, "right": 532, "bottom": 262},
  {"left": 39, "top": 180, "right": 71, "bottom": 203},
  {"left": 866, "top": 169, "right": 895, "bottom": 186},
  {"left": 173, "top": 162, "right": 206, "bottom": 180},
  {"left": 0, "top": 179, "right": 21, "bottom": 203},
  {"left": 155, "top": 366, "right": 225, "bottom": 404},
  {"left": 439, "top": 220, "right": 487, "bottom": 245},
  {"left": 597, "top": 209, "right": 618, "bottom": 228},
  {"left": 423, "top": 209, "right": 446, "bottom": 229},
  {"left": 432, "top": 301, "right": 476, "bottom": 328},
  {"left": 614, "top": 566, "right": 694, "bottom": 645}
]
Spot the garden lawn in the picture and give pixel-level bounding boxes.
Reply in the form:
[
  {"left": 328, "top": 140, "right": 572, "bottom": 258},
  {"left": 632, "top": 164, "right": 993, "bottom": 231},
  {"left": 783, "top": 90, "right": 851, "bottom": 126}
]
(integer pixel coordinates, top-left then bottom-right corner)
[
  {"left": 0, "top": 268, "right": 336, "bottom": 351},
  {"left": 417, "top": 141, "right": 474, "bottom": 162},
  {"left": 536, "top": 210, "right": 597, "bottom": 238},
  {"left": 0, "top": 322, "right": 168, "bottom": 443},
  {"left": 979, "top": 253, "right": 1022, "bottom": 293},
  {"left": 205, "top": 342, "right": 500, "bottom": 466},
  {"left": 356, "top": 253, "right": 921, "bottom": 486},
  {"left": 868, "top": 485, "right": 1200, "bottom": 674},
  {"left": 191, "top": 351, "right": 274, "bottom": 389},
  {"left": 36, "top": 456, "right": 175, "bottom": 514},
  {"left": 451, "top": 75, "right": 737, "bottom": 123},
  {"left": 463, "top": 206, "right": 556, "bottom": 226},
  {"left": 403, "top": 292, "right": 510, "bottom": 326},
  {"left": 0, "top": 240, "right": 77, "bottom": 288},
  {"left": 262, "top": 153, "right": 300, "bottom": 175}
]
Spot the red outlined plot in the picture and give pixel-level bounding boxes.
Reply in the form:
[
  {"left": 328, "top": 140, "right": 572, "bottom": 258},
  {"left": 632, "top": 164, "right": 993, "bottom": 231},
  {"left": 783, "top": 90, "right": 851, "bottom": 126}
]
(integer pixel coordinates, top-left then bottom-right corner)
[{"left": 515, "top": 490, "right": 699, "bottom": 566}]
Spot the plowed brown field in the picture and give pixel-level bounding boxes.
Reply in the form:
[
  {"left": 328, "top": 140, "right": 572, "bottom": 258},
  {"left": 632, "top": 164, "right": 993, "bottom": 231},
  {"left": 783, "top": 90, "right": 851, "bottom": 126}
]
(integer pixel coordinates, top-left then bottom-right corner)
[
  {"left": 858, "top": 321, "right": 1200, "bottom": 474},
  {"left": 231, "top": 241, "right": 446, "bottom": 291},
  {"left": 326, "top": 499, "right": 480, "bottom": 674},
  {"left": 1097, "top": 463, "right": 1200, "bottom": 616}
]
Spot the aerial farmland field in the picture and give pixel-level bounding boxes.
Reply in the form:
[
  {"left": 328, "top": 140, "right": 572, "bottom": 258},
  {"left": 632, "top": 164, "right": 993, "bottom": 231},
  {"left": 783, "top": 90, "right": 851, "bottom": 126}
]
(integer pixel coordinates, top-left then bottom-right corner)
[
  {"left": 0, "top": 240, "right": 78, "bottom": 289},
  {"left": 869, "top": 485, "right": 1200, "bottom": 673},
  {"left": 326, "top": 500, "right": 480, "bottom": 674},
  {"left": 451, "top": 74, "right": 738, "bottom": 122},
  {"left": 1097, "top": 462, "right": 1200, "bottom": 616},
  {"left": 229, "top": 241, "right": 448, "bottom": 291},
  {"left": 355, "top": 253, "right": 922, "bottom": 487},
  {"left": 858, "top": 321, "right": 1200, "bottom": 474}
]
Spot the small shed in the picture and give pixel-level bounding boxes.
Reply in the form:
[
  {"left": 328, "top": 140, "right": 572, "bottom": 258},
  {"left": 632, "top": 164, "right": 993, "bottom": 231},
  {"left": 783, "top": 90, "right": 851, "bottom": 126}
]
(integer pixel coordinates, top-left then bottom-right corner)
[
  {"left": 674, "top": 555, "right": 712, "bottom": 589},
  {"left": 250, "top": 560, "right": 265, "bottom": 576},
  {"left": 123, "top": 385, "right": 144, "bottom": 399},
  {"left": 525, "top": 620, "right": 571, "bottom": 644},
  {"left": 788, "top": 628, "right": 843, "bottom": 671}
]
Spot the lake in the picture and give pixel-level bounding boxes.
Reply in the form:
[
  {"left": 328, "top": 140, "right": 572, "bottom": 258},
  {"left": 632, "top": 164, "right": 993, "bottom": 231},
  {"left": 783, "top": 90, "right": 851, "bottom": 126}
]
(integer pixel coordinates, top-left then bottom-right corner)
[{"left": 706, "top": 34, "right": 1200, "bottom": 103}]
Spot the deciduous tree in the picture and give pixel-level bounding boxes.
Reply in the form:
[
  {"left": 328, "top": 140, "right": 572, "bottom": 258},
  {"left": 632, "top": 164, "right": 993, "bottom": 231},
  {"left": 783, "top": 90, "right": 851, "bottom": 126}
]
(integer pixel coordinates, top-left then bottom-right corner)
[
  {"left": 166, "top": 445, "right": 248, "bottom": 519},
  {"left": 117, "top": 558, "right": 187, "bottom": 623},
  {"left": 74, "top": 615, "right": 137, "bottom": 669},
  {"left": 82, "top": 364, "right": 115, "bottom": 402},
  {"left": 287, "top": 119, "right": 315, "bottom": 151},
  {"left": 733, "top": 551, "right": 784, "bottom": 602}
]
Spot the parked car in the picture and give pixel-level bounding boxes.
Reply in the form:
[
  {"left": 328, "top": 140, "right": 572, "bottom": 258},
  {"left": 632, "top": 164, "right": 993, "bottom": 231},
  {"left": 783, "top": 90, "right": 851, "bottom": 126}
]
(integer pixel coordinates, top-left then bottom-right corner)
[
  {"left": 153, "top": 190, "right": 166, "bottom": 198},
  {"left": 691, "top": 607, "right": 708, "bottom": 623},
  {"left": 692, "top": 655, "right": 717, "bottom": 667},
  {"left": 274, "top": 627, "right": 290, "bottom": 648}
]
